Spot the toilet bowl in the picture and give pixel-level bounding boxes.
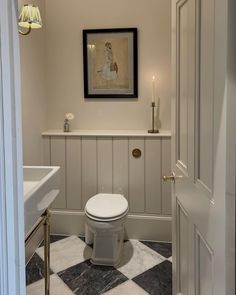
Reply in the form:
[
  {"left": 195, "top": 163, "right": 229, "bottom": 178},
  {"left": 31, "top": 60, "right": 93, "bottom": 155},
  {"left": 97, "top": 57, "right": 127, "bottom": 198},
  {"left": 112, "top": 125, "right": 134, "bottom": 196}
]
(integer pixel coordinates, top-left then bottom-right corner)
[{"left": 85, "top": 193, "right": 128, "bottom": 266}]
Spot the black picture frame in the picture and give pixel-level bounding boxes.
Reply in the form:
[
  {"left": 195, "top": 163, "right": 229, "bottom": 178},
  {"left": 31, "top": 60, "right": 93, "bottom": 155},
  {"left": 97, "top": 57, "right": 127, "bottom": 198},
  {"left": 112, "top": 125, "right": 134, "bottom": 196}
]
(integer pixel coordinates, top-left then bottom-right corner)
[{"left": 83, "top": 28, "right": 138, "bottom": 98}]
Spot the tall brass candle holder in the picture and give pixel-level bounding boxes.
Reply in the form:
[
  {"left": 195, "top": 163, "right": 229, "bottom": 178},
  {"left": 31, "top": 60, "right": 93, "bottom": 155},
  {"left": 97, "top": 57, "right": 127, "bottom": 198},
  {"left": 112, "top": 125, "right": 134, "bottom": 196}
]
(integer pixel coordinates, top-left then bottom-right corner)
[{"left": 148, "top": 101, "right": 159, "bottom": 133}]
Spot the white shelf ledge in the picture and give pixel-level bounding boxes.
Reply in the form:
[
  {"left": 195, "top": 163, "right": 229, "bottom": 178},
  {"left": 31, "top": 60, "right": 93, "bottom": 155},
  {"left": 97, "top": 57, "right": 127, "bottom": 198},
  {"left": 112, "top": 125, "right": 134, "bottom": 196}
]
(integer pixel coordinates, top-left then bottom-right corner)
[{"left": 42, "top": 129, "right": 171, "bottom": 137}]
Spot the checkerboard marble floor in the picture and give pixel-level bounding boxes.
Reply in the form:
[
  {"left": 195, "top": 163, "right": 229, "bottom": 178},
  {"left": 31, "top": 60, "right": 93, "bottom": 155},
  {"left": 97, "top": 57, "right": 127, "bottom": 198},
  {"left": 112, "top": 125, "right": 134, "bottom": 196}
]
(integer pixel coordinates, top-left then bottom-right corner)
[{"left": 26, "top": 235, "right": 172, "bottom": 295}]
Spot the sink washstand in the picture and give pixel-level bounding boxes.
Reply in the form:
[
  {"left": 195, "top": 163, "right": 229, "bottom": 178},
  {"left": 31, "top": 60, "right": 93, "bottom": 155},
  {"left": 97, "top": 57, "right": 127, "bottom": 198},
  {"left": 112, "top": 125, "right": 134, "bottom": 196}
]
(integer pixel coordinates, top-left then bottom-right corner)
[{"left": 23, "top": 166, "right": 60, "bottom": 295}]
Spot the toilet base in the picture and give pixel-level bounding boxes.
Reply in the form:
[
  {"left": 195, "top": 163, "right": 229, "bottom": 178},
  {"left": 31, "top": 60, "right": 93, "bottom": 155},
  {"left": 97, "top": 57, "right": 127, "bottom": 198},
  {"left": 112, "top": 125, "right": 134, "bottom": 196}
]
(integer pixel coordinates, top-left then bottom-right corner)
[{"left": 85, "top": 216, "right": 126, "bottom": 266}]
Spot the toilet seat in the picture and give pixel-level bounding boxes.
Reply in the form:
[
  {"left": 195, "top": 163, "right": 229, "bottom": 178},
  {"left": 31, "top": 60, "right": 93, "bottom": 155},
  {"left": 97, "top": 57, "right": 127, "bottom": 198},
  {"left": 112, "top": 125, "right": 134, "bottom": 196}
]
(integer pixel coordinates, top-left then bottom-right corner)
[
  {"left": 85, "top": 209, "right": 128, "bottom": 222},
  {"left": 85, "top": 193, "right": 128, "bottom": 221}
]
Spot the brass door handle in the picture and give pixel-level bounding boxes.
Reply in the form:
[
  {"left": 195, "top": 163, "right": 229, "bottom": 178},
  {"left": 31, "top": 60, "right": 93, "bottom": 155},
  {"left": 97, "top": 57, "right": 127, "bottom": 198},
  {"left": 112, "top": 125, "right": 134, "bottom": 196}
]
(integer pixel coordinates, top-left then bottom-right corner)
[{"left": 162, "top": 172, "right": 183, "bottom": 182}]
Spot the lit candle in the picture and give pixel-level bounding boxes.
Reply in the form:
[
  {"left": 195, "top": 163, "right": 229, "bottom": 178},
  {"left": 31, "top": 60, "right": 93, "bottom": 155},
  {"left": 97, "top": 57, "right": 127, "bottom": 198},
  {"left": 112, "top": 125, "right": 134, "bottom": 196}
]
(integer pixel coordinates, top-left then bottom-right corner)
[{"left": 152, "top": 75, "right": 156, "bottom": 103}]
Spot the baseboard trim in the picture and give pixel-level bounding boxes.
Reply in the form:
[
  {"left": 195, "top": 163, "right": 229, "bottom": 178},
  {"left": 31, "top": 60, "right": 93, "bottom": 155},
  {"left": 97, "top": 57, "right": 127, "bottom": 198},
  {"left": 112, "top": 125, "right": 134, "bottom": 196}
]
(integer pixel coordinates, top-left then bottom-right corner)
[{"left": 50, "top": 210, "right": 172, "bottom": 242}]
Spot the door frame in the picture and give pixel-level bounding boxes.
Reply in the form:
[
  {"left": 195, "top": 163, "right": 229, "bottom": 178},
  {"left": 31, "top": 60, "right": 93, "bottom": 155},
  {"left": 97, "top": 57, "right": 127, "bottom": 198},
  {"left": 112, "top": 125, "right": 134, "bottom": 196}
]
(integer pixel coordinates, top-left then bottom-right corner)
[
  {"left": 225, "top": 0, "right": 236, "bottom": 292},
  {"left": 0, "top": 0, "right": 25, "bottom": 294}
]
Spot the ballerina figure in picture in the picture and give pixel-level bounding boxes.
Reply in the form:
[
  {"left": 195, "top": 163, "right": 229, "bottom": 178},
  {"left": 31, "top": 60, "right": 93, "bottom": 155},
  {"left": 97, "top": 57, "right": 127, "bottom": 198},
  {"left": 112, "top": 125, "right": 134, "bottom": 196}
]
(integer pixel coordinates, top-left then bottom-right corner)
[{"left": 98, "top": 41, "right": 118, "bottom": 81}]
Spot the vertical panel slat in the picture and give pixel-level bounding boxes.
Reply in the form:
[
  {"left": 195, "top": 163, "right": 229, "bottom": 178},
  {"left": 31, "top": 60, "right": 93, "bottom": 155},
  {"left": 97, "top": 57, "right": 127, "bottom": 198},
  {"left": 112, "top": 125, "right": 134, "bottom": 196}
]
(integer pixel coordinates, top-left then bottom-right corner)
[
  {"left": 129, "top": 138, "right": 145, "bottom": 213},
  {"left": 81, "top": 137, "right": 97, "bottom": 208},
  {"left": 66, "top": 137, "right": 82, "bottom": 209},
  {"left": 43, "top": 136, "right": 50, "bottom": 165},
  {"left": 113, "top": 137, "right": 129, "bottom": 200},
  {"left": 97, "top": 137, "right": 113, "bottom": 193},
  {"left": 50, "top": 136, "right": 66, "bottom": 208},
  {"left": 162, "top": 138, "right": 171, "bottom": 215},
  {"left": 145, "top": 138, "right": 161, "bottom": 214}
]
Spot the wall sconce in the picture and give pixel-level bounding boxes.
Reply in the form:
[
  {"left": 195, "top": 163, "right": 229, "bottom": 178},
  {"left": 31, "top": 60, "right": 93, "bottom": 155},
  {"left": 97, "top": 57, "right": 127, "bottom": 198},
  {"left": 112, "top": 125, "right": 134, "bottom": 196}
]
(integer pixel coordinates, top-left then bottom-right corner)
[{"left": 18, "top": 4, "right": 42, "bottom": 36}]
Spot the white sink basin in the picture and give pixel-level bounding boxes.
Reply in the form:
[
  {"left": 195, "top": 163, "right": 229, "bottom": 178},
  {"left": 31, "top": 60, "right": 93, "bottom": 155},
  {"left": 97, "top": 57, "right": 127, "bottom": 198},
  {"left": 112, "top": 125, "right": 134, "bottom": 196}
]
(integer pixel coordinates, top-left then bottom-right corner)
[{"left": 23, "top": 166, "right": 60, "bottom": 238}]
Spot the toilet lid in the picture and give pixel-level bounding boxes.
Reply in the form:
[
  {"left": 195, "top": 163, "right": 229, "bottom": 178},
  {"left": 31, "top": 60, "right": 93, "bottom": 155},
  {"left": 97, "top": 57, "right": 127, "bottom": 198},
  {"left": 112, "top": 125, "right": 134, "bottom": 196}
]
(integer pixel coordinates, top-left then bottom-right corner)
[{"left": 85, "top": 193, "right": 128, "bottom": 219}]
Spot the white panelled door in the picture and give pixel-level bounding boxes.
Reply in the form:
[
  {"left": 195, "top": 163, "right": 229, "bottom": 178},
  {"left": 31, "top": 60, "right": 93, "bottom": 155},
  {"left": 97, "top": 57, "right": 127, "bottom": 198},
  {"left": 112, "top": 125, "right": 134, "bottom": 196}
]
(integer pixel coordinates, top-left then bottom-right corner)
[{"left": 170, "top": 0, "right": 228, "bottom": 294}]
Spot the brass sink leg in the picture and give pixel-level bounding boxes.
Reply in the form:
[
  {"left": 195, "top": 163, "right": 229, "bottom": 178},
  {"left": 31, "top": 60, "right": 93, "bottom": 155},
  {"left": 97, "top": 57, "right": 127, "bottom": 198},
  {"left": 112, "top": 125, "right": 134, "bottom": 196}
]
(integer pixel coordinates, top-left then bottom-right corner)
[
  {"left": 43, "top": 209, "right": 50, "bottom": 295},
  {"left": 26, "top": 210, "right": 51, "bottom": 295}
]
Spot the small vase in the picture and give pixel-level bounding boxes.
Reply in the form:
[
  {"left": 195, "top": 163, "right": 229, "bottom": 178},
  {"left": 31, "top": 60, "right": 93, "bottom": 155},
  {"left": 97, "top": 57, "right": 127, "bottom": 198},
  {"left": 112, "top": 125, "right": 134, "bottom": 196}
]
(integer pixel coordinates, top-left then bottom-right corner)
[{"left": 64, "top": 119, "right": 70, "bottom": 132}]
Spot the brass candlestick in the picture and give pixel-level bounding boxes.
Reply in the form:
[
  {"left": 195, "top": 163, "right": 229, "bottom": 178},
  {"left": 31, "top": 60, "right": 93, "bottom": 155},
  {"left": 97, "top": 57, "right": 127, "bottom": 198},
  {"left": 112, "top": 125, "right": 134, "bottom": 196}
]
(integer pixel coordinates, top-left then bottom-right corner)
[{"left": 148, "top": 102, "right": 159, "bottom": 133}]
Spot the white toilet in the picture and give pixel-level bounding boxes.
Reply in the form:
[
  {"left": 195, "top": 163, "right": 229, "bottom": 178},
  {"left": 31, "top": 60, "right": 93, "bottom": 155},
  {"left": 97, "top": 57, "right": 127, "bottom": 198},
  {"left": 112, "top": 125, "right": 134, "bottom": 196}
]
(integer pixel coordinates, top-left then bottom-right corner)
[{"left": 85, "top": 193, "right": 129, "bottom": 266}]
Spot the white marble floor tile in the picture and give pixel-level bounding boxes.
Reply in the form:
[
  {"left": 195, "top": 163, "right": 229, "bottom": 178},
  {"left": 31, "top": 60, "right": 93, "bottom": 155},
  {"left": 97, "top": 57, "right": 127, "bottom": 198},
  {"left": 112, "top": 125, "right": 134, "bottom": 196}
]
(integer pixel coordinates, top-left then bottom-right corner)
[
  {"left": 103, "top": 280, "right": 149, "bottom": 295},
  {"left": 117, "top": 240, "right": 164, "bottom": 279},
  {"left": 26, "top": 274, "right": 74, "bottom": 295},
  {"left": 36, "top": 236, "right": 92, "bottom": 273}
]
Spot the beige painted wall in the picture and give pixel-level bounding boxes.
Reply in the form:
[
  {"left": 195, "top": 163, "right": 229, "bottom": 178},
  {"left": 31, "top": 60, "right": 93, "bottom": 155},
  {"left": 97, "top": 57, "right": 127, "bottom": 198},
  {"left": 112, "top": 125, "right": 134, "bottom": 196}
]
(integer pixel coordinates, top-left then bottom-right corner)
[
  {"left": 45, "top": 0, "right": 171, "bottom": 130},
  {"left": 19, "top": 0, "right": 171, "bottom": 164},
  {"left": 19, "top": 0, "right": 47, "bottom": 165}
]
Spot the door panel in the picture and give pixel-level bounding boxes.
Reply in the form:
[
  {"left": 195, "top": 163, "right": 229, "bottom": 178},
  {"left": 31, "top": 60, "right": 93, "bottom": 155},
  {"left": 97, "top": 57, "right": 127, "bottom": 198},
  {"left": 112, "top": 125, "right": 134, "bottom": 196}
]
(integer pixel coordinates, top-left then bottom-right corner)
[
  {"left": 178, "top": 2, "right": 189, "bottom": 172},
  {"left": 177, "top": 202, "right": 189, "bottom": 295},
  {"left": 176, "top": 0, "right": 195, "bottom": 180},
  {"left": 195, "top": 230, "right": 214, "bottom": 295},
  {"left": 172, "top": 0, "right": 227, "bottom": 294},
  {"left": 197, "top": 0, "right": 214, "bottom": 193}
]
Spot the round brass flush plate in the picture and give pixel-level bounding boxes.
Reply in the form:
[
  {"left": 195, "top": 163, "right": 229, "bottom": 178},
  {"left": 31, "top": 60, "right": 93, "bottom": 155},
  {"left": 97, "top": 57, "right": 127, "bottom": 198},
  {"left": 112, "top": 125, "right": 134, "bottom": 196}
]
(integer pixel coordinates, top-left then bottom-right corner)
[{"left": 132, "top": 148, "right": 142, "bottom": 158}]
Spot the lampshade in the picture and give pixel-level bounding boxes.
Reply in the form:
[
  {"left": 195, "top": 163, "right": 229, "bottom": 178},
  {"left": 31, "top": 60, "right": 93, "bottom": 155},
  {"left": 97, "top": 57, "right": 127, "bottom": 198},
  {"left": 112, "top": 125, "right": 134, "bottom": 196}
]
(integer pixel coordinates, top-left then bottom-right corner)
[{"left": 19, "top": 4, "right": 42, "bottom": 29}]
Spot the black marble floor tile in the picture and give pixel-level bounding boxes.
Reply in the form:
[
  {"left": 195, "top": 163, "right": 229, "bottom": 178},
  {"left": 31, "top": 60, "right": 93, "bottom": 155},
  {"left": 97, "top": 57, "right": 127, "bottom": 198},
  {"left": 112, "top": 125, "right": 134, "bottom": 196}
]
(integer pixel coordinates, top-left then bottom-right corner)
[
  {"left": 39, "top": 234, "right": 69, "bottom": 247},
  {"left": 140, "top": 241, "right": 172, "bottom": 258},
  {"left": 58, "top": 259, "right": 128, "bottom": 295},
  {"left": 25, "top": 253, "right": 53, "bottom": 285},
  {"left": 133, "top": 260, "right": 172, "bottom": 295}
]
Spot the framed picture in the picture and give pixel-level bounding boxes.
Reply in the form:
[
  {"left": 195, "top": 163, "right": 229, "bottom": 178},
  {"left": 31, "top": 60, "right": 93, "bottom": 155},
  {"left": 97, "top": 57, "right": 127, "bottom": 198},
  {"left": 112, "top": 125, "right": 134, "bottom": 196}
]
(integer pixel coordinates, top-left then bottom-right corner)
[{"left": 83, "top": 28, "right": 138, "bottom": 98}]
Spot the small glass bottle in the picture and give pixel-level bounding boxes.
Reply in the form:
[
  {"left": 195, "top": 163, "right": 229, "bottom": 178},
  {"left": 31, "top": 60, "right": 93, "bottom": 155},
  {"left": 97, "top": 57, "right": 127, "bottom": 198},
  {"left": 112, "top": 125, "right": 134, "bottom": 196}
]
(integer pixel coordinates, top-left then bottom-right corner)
[{"left": 64, "top": 119, "right": 70, "bottom": 132}]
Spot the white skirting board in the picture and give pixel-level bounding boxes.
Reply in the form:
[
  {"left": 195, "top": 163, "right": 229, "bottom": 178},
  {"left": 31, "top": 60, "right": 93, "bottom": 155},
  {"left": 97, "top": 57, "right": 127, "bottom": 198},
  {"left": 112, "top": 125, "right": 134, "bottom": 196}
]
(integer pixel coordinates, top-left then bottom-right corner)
[{"left": 50, "top": 210, "right": 172, "bottom": 242}]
